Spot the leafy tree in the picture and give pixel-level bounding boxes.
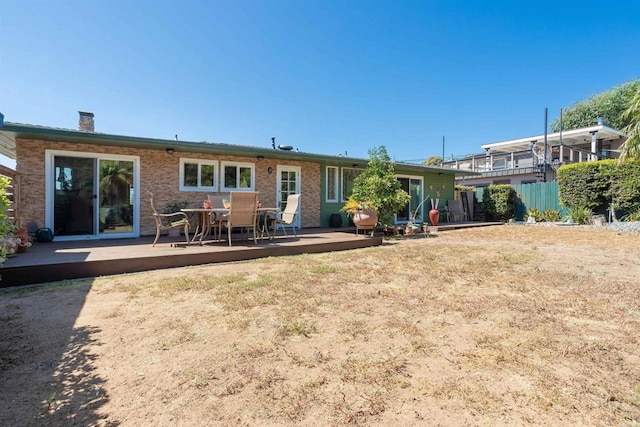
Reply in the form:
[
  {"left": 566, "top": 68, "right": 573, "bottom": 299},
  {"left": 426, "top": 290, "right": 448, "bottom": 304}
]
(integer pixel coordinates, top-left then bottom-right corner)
[
  {"left": 422, "top": 155, "right": 442, "bottom": 166},
  {"left": 348, "top": 146, "right": 410, "bottom": 225},
  {"left": 550, "top": 80, "right": 640, "bottom": 131},
  {"left": 619, "top": 84, "right": 640, "bottom": 162}
]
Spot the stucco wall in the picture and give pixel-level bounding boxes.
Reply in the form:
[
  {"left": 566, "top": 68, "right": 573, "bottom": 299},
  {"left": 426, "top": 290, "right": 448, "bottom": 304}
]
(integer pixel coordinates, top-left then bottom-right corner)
[{"left": 16, "top": 138, "right": 321, "bottom": 237}]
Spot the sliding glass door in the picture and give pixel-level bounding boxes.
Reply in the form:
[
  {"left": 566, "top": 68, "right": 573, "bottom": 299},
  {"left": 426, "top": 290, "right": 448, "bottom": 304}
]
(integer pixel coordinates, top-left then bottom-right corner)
[
  {"left": 47, "top": 151, "right": 139, "bottom": 240},
  {"left": 53, "top": 156, "right": 96, "bottom": 236},
  {"left": 397, "top": 177, "right": 423, "bottom": 222}
]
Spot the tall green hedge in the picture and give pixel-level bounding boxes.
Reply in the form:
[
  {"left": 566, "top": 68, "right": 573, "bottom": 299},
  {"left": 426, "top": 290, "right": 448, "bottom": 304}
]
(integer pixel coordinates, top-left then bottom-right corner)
[
  {"left": 483, "top": 184, "right": 517, "bottom": 222},
  {"left": 557, "top": 160, "right": 640, "bottom": 216},
  {"left": 0, "top": 176, "right": 15, "bottom": 265}
]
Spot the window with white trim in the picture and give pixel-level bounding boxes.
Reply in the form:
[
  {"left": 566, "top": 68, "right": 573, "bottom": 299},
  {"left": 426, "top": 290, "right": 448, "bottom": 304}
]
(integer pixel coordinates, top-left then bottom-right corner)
[
  {"left": 179, "top": 158, "right": 218, "bottom": 192},
  {"left": 326, "top": 166, "right": 339, "bottom": 202},
  {"left": 221, "top": 161, "right": 255, "bottom": 191}
]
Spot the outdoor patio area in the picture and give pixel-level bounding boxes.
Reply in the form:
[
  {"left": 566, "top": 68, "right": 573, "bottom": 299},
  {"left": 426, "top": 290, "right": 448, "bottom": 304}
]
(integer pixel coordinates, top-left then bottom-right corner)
[
  {"left": 1, "top": 222, "right": 499, "bottom": 288},
  {"left": 1, "top": 228, "right": 382, "bottom": 287}
]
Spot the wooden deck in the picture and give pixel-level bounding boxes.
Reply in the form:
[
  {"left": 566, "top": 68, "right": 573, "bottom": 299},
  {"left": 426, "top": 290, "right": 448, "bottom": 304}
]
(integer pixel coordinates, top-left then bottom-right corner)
[
  {"left": 1, "top": 229, "right": 383, "bottom": 287},
  {"left": 1, "top": 222, "right": 501, "bottom": 288}
]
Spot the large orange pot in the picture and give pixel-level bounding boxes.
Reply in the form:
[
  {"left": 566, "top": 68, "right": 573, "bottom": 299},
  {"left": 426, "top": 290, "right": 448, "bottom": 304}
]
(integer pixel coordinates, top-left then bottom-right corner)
[{"left": 352, "top": 210, "right": 378, "bottom": 227}]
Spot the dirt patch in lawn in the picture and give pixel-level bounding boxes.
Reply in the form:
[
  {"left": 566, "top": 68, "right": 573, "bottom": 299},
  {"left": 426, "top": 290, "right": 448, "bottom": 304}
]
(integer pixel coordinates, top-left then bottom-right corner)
[{"left": 1, "top": 226, "right": 639, "bottom": 426}]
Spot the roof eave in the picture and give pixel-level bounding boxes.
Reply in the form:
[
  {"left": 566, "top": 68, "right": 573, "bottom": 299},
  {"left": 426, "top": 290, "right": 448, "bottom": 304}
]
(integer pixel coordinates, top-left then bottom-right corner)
[{"left": 0, "top": 122, "right": 461, "bottom": 175}]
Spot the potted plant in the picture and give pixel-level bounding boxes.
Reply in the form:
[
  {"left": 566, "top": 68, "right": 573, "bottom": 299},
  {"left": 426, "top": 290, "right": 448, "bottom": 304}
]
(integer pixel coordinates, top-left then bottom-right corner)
[
  {"left": 341, "top": 146, "right": 411, "bottom": 231},
  {"left": 341, "top": 197, "right": 379, "bottom": 228}
]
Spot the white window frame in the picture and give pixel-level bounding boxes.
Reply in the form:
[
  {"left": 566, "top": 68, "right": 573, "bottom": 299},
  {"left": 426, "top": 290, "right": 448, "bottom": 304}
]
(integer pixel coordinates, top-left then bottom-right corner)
[
  {"left": 179, "top": 158, "right": 218, "bottom": 192},
  {"left": 220, "top": 161, "right": 255, "bottom": 192},
  {"left": 326, "top": 166, "right": 339, "bottom": 202}
]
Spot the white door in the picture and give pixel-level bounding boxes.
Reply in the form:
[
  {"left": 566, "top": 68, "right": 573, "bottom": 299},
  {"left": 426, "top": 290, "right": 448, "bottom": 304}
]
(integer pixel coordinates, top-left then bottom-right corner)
[{"left": 276, "top": 165, "right": 301, "bottom": 228}]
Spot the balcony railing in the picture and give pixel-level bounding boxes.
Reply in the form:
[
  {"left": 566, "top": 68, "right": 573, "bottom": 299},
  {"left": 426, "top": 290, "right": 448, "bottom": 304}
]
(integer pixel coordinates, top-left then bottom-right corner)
[{"left": 442, "top": 145, "right": 613, "bottom": 174}]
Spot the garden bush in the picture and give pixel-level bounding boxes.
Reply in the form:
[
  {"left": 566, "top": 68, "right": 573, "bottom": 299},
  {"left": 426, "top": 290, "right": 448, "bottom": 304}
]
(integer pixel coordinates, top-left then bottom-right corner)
[
  {"left": 557, "top": 160, "right": 640, "bottom": 218},
  {"left": 543, "top": 209, "right": 562, "bottom": 222},
  {"left": 483, "top": 184, "right": 517, "bottom": 222},
  {"left": 567, "top": 206, "right": 593, "bottom": 225},
  {"left": 526, "top": 208, "right": 543, "bottom": 222},
  {"left": 0, "top": 176, "right": 18, "bottom": 266}
]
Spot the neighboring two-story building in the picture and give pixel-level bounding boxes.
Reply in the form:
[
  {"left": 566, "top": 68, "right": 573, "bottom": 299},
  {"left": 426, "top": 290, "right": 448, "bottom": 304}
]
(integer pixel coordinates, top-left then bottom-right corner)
[{"left": 443, "top": 122, "right": 626, "bottom": 186}]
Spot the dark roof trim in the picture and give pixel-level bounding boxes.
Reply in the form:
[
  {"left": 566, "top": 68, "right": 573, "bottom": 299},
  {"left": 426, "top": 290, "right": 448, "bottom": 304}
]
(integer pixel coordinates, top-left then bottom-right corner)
[{"left": 0, "top": 121, "right": 476, "bottom": 176}]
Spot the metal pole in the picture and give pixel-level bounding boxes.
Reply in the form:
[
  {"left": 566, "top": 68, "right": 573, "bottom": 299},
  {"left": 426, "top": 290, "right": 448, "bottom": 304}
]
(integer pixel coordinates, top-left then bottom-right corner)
[
  {"left": 543, "top": 107, "right": 548, "bottom": 182},
  {"left": 559, "top": 108, "right": 563, "bottom": 165},
  {"left": 441, "top": 135, "right": 445, "bottom": 167}
]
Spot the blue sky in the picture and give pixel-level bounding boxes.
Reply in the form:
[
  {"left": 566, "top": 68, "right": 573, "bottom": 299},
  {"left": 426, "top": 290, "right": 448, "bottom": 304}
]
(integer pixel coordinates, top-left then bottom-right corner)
[{"left": 1, "top": 0, "right": 639, "bottom": 168}]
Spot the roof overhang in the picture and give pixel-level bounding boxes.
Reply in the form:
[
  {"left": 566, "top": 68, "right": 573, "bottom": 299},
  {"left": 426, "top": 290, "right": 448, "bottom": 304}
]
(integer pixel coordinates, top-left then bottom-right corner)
[
  {"left": 0, "top": 120, "right": 473, "bottom": 177},
  {"left": 481, "top": 125, "right": 626, "bottom": 154}
]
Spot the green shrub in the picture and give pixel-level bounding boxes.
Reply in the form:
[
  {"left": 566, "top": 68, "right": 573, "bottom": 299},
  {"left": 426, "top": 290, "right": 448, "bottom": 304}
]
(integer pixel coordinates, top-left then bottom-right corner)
[
  {"left": 557, "top": 160, "right": 640, "bottom": 218},
  {"left": 483, "top": 185, "right": 517, "bottom": 222},
  {"left": 557, "top": 161, "right": 613, "bottom": 212},
  {"left": 526, "top": 208, "right": 543, "bottom": 222},
  {"left": 0, "top": 176, "right": 18, "bottom": 266},
  {"left": 348, "top": 146, "right": 410, "bottom": 225},
  {"left": 567, "top": 206, "right": 593, "bottom": 225},
  {"left": 543, "top": 209, "right": 562, "bottom": 222},
  {"left": 609, "top": 161, "right": 640, "bottom": 216},
  {"left": 621, "top": 208, "right": 640, "bottom": 222}
]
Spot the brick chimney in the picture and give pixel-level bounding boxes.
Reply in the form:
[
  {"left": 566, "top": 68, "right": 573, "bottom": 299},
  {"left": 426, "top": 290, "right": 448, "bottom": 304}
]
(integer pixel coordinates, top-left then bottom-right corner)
[{"left": 78, "top": 111, "right": 95, "bottom": 132}]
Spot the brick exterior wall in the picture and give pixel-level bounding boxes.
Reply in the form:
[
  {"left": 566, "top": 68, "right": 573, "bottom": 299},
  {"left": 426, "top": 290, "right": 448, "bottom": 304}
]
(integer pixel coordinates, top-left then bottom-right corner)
[{"left": 16, "top": 138, "right": 321, "bottom": 237}]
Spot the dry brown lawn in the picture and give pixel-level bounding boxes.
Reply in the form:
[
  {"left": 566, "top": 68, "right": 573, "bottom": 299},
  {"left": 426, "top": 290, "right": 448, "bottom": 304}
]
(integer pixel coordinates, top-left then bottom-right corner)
[{"left": 1, "top": 225, "right": 639, "bottom": 426}]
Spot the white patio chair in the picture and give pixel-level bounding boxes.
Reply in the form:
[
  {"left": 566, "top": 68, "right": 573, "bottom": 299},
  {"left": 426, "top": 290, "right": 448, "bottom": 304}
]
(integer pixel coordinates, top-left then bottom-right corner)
[{"left": 273, "top": 194, "right": 300, "bottom": 237}]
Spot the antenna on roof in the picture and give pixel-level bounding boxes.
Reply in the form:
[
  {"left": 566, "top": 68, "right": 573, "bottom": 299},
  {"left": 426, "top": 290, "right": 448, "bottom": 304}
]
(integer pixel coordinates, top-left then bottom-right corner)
[
  {"left": 175, "top": 134, "right": 178, "bottom": 141},
  {"left": 271, "top": 137, "right": 276, "bottom": 149}
]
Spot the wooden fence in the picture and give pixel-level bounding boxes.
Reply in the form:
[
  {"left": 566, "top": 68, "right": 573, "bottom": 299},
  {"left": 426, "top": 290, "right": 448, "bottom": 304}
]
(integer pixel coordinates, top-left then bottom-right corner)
[{"left": 475, "top": 182, "right": 568, "bottom": 221}]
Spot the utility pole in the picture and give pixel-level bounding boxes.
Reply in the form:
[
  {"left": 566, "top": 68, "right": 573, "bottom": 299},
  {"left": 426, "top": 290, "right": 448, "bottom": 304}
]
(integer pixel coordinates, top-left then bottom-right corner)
[{"left": 543, "top": 107, "right": 548, "bottom": 182}]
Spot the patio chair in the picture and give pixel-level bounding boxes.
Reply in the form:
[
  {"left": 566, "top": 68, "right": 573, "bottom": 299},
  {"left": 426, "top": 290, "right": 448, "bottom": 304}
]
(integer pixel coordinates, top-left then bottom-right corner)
[
  {"left": 273, "top": 194, "right": 300, "bottom": 237},
  {"left": 207, "top": 195, "right": 229, "bottom": 241},
  {"left": 148, "top": 191, "right": 190, "bottom": 247},
  {"left": 224, "top": 191, "right": 259, "bottom": 246},
  {"left": 446, "top": 199, "right": 466, "bottom": 222}
]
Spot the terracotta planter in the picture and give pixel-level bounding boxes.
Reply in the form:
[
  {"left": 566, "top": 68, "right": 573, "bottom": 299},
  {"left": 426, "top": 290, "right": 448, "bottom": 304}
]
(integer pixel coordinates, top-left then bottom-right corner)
[
  {"left": 352, "top": 210, "right": 378, "bottom": 227},
  {"left": 429, "top": 209, "right": 440, "bottom": 226}
]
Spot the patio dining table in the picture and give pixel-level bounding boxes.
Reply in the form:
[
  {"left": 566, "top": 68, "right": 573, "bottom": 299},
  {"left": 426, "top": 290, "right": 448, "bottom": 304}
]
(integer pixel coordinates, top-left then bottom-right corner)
[
  {"left": 181, "top": 206, "right": 280, "bottom": 244},
  {"left": 181, "top": 207, "right": 228, "bottom": 244},
  {"left": 257, "top": 207, "right": 279, "bottom": 239}
]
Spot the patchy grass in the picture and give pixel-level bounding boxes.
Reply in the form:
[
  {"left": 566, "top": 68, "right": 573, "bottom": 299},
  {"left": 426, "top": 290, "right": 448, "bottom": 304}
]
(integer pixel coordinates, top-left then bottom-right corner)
[{"left": 1, "top": 226, "right": 639, "bottom": 425}]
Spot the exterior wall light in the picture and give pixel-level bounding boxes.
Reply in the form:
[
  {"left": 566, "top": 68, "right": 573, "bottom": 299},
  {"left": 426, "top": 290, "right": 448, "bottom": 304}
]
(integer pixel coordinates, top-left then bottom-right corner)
[{"left": 166, "top": 148, "right": 175, "bottom": 155}]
